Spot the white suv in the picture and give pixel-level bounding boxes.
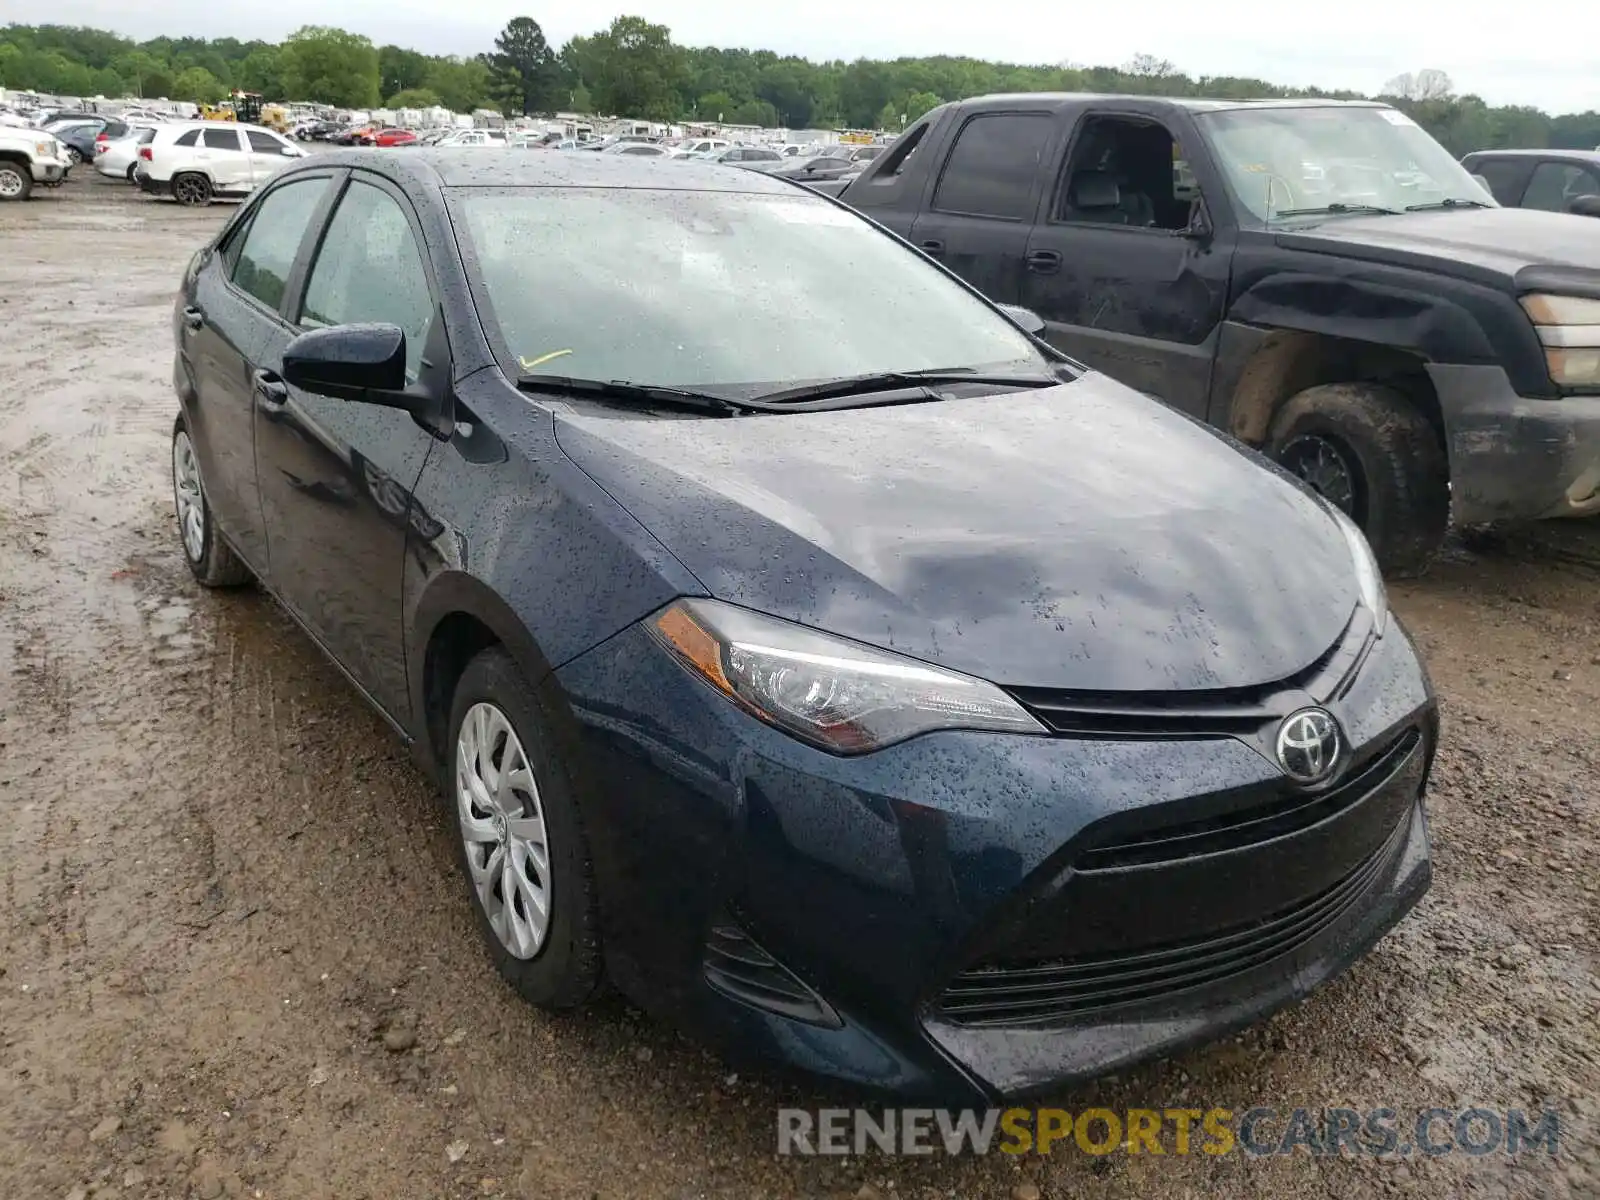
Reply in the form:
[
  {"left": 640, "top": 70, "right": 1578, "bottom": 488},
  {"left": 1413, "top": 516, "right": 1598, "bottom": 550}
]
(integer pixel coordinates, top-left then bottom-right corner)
[{"left": 135, "top": 121, "right": 306, "bottom": 205}]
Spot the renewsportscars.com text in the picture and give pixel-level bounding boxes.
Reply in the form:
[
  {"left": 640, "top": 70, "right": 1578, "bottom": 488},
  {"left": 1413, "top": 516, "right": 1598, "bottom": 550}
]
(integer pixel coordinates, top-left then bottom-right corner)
[{"left": 776, "top": 1106, "right": 1562, "bottom": 1158}]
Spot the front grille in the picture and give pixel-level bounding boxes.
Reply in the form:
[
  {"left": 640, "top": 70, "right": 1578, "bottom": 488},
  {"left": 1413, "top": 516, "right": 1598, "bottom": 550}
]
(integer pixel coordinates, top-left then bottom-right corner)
[
  {"left": 935, "top": 817, "right": 1406, "bottom": 1027},
  {"left": 1009, "top": 610, "right": 1373, "bottom": 739},
  {"left": 703, "top": 921, "right": 842, "bottom": 1028},
  {"left": 1076, "top": 728, "right": 1420, "bottom": 871}
]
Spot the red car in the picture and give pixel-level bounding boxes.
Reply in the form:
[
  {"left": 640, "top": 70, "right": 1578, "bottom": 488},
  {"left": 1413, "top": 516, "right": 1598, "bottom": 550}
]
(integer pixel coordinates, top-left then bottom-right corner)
[{"left": 372, "top": 128, "right": 417, "bottom": 148}]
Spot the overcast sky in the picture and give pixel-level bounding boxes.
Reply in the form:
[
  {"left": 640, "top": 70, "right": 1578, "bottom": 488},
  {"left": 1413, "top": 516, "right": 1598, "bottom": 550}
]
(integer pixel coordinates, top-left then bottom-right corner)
[{"left": 16, "top": 0, "right": 1598, "bottom": 115}]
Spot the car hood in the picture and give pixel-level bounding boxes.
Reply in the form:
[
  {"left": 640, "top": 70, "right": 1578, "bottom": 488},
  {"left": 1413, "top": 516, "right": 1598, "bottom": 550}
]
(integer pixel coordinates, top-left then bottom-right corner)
[
  {"left": 553, "top": 375, "right": 1361, "bottom": 692},
  {"left": 1274, "top": 207, "right": 1600, "bottom": 282}
]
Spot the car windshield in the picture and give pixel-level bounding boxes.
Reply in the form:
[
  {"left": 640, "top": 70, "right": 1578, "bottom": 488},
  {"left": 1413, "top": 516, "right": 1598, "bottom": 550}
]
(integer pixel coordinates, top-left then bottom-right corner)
[
  {"left": 450, "top": 187, "right": 1050, "bottom": 393},
  {"left": 1198, "top": 106, "right": 1495, "bottom": 221}
]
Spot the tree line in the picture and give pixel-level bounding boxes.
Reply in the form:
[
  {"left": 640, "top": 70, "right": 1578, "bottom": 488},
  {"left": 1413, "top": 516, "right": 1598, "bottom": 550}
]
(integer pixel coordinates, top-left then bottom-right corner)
[{"left": 3, "top": 19, "right": 1598, "bottom": 155}]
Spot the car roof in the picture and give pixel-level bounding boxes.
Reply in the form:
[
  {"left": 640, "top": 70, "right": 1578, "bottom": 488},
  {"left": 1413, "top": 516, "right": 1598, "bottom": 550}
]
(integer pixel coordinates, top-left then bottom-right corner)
[
  {"left": 1463, "top": 148, "right": 1600, "bottom": 164},
  {"left": 153, "top": 120, "right": 283, "bottom": 137},
  {"left": 953, "top": 92, "right": 1392, "bottom": 115},
  {"left": 300, "top": 148, "right": 810, "bottom": 194}
]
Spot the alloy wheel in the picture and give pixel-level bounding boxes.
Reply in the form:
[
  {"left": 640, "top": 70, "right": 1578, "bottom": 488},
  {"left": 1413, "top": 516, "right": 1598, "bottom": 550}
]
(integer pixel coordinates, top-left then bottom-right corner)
[
  {"left": 0, "top": 169, "right": 22, "bottom": 199},
  {"left": 1279, "top": 433, "right": 1361, "bottom": 519},
  {"left": 455, "top": 702, "right": 551, "bottom": 960},
  {"left": 66, "top": 146, "right": 83, "bottom": 166},
  {"left": 172, "top": 430, "right": 205, "bottom": 563},
  {"left": 173, "top": 175, "right": 209, "bottom": 206}
]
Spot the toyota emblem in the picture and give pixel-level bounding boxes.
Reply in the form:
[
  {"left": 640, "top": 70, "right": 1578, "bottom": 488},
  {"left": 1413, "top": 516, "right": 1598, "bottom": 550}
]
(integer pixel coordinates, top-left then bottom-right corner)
[{"left": 1275, "top": 708, "right": 1341, "bottom": 784}]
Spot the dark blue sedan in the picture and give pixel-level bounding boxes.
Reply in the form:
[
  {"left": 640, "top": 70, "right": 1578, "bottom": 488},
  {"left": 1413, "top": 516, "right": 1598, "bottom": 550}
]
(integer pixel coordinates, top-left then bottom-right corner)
[{"left": 169, "top": 150, "right": 1436, "bottom": 1102}]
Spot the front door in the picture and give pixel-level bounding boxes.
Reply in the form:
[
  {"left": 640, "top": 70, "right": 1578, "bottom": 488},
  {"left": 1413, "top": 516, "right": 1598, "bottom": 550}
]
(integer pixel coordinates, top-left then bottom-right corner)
[
  {"left": 244, "top": 128, "right": 301, "bottom": 188},
  {"left": 253, "top": 173, "right": 443, "bottom": 722},
  {"left": 907, "top": 109, "right": 1062, "bottom": 306},
  {"left": 1018, "top": 111, "right": 1232, "bottom": 418},
  {"left": 183, "top": 172, "right": 337, "bottom": 568}
]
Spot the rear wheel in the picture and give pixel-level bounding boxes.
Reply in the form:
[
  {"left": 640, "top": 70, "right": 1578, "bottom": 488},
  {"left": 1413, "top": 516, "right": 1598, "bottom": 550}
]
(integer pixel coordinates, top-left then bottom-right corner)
[
  {"left": 1268, "top": 382, "right": 1449, "bottom": 577},
  {"left": 125, "top": 163, "right": 137, "bottom": 182},
  {"left": 0, "top": 162, "right": 30, "bottom": 201},
  {"left": 171, "top": 172, "right": 212, "bottom": 207},
  {"left": 64, "top": 146, "right": 83, "bottom": 167},
  {"left": 171, "top": 416, "right": 252, "bottom": 588},
  {"left": 448, "top": 647, "right": 603, "bottom": 1010}
]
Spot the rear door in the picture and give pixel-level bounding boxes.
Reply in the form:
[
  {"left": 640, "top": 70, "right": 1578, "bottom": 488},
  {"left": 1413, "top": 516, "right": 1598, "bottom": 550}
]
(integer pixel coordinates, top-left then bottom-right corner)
[
  {"left": 199, "top": 126, "right": 251, "bottom": 192},
  {"left": 252, "top": 172, "right": 444, "bottom": 720},
  {"left": 1518, "top": 159, "right": 1600, "bottom": 214},
  {"left": 907, "top": 109, "right": 1062, "bottom": 306},
  {"left": 182, "top": 171, "right": 340, "bottom": 569},
  {"left": 1018, "top": 105, "right": 1233, "bottom": 417}
]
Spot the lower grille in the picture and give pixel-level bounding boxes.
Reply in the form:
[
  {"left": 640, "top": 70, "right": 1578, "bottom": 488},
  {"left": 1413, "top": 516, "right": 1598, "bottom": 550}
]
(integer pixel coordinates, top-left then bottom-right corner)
[
  {"left": 936, "top": 816, "right": 1407, "bottom": 1027},
  {"left": 703, "top": 921, "right": 842, "bottom": 1028}
]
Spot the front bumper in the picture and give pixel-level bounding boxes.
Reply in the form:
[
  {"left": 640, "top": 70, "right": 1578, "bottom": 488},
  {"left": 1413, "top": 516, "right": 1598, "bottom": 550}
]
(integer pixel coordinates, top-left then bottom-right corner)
[
  {"left": 30, "top": 157, "right": 66, "bottom": 183},
  {"left": 1429, "top": 363, "right": 1600, "bottom": 522},
  {"left": 551, "top": 619, "right": 1436, "bottom": 1102}
]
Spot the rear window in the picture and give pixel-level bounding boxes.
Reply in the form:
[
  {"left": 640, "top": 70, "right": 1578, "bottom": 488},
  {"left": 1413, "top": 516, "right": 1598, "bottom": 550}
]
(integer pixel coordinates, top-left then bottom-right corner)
[{"left": 174, "top": 129, "right": 200, "bottom": 147}]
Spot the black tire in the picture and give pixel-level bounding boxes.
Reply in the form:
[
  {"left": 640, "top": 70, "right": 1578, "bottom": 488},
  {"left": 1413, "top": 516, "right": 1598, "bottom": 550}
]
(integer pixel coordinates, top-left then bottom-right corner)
[
  {"left": 0, "top": 161, "right": 32, "bottom": 201},
  {"left": 65, "top": 146, "right": 83, "bottom": 167},
  {"left": 171, "top": 416, "right": 252, "bottom": 588},
  {"left": 172, "top": 172, "right": 212, "bottom": 207},
  {"left": 1267, "top": 382, "right": 1449, "bottom": 578},
  {"left": 125, "top": 163, "right": 137, "bottom": 183},
  {"left": 447, "top": 647, "right": 603, "bottom": 1010}
]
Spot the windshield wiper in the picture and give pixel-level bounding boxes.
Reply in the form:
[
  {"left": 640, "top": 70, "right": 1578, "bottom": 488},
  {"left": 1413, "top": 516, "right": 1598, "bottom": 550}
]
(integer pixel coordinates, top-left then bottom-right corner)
[
  {"left": 752, "top": 368, "right": 1061, "bottom": 406},
  {"left": 1272, "top": 202, "right": 1403, "bottom": 219},
  {"left": 1404, "top": 197, "right": 1492, "bottom": 212},
  {"left": 517, "top": 374, "right": 752, "bottom": 416}
]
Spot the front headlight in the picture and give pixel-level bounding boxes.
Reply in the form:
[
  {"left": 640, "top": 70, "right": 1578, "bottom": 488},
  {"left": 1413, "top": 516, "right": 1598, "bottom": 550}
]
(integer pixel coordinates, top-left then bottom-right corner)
[
  {"left": 1520, "top": 293, "right": 1600, "bottom": 387},
  {"left": 647, "top": 598, "right": 1046, "bottom": 754},
  {"left": 1331, "top": 509, "right": 1388, "bottom": 636}
]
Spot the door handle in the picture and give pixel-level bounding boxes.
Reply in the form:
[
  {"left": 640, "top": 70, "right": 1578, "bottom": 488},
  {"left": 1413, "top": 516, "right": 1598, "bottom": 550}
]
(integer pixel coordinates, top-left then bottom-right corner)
[
  {"left": 1026, "top": 249, "right": 1063, "bottom": 273},
  {"left": 919, "top": 239, "right": 945, "bottom": 256},
  {"left": 253, "top": 369, "right": 288, "bottom": 405},
  {"left": 182, "top": 306, "right": 204, "bottom": 331}
]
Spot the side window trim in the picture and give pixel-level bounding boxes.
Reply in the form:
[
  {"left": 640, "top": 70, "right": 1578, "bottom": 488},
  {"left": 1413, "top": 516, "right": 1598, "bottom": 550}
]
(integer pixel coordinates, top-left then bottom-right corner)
[
  {"left": 224, "top": 169, "right": 349, "bottom": 321},
  {"left": 929, "top": 110, "right": 1058, "bottom": 222}
]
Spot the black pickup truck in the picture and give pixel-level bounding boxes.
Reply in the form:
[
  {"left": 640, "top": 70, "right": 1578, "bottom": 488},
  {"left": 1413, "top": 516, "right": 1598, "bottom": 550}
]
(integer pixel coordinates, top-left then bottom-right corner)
[{"left": 836, "top": 94, "right": 1600, "bottom": 574}]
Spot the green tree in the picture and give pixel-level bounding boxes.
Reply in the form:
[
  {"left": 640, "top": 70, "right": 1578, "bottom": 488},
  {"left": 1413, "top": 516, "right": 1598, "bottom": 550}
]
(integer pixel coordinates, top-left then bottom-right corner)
[
  {"left": 488, "top": 16, "right": 563, "bottom": 116},
  {"left": 172, "top": 65, "right": 225, "bottom": 103},
  {"left": 278, "top": 26, "right": 380, "bottom": 107},
  {"left": 387, "top": 87, "right": 441, "bottom": 109},
  {"left": 427, "top": 56, "right": 492, "bottom": 112},
  {"left": 568, "top": 81, "right": 592, "bottom": 113},
  {"left": 237, "top": 46, "right": 284, "bottom": 99},
  {"left": 695, "top": 90, "right": 735, "bottom": 121},
  {"left": 566, "top": 16, "right": 686, "bottom": 122},
  {"left": 379, "top": 44, "right": 430, "bottom": 98}
]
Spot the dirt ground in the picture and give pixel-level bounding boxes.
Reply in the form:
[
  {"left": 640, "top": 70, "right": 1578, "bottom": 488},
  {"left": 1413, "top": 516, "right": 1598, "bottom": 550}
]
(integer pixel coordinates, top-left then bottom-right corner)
[{"left": 1, "top": 173, "right": 1596, "bottom": 1200}]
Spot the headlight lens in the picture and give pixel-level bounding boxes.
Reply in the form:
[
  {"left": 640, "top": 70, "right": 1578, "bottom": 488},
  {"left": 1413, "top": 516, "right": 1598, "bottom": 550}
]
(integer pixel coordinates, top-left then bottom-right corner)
[
  {"left": 647, "top": 598, "right": 1045, "bottom": 754},
  {"left": 1331, "top": 509, "right": 1388, "bottom": 635},
  {"left": 1519, "top": 293, "right": 1600, "bottom": 387}
]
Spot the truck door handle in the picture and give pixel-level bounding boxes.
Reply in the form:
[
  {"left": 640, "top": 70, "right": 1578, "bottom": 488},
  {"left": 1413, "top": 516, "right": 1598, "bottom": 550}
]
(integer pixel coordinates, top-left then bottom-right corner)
[
  {"left": 182, "top": 306, "right": 204, "bottom": 331},
  {"left": 919, "top": 239, "right": 945, "bottom": 256},
  {"left": 253, "top": 369, "right": 288, "bottom": 405},
  {"left": 1026, "top": 249, "right": 1063, "bottom": 273}
]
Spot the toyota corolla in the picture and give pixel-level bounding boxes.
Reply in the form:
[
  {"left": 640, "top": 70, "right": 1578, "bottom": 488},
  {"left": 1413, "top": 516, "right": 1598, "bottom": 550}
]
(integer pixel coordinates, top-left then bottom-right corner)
[{"left": 169, "top": 150, "right": 1436, "bottom": 1102}]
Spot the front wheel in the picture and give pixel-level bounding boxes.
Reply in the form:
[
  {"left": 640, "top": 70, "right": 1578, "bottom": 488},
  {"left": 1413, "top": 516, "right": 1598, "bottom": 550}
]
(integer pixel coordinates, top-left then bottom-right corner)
[
  {"left": 172, "top": 417, "right": 252, "bottom": 588},
  {"left": 448, "top": 647, "right": 603, "bottom": 1010},
  {"left": 0, "top": 162, "right": 31, "bottom": 201},
  {"left": 1268, "top": 382, "right": 1449, "bottom": 578}
]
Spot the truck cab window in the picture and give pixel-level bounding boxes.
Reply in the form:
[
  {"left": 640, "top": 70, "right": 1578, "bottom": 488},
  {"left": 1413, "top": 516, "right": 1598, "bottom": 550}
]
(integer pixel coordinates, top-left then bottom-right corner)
[
  {"left": 931, "top": 112, "right": 1053, "bottom": 220},
  {"left": 1056, "top": 117, "right": 1193, "bottom": 231}
]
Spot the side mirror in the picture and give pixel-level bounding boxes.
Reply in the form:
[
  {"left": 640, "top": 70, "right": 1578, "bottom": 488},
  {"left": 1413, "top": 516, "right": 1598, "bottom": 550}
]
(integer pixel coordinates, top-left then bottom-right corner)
[
  {"left": 1470, "top": 173, "right": 1493, "bottom": 195},
  {"left": 283, "top": 323, "right": 408, "bottom": 402},
  {"left": 1570, "top": 194, "right": 1600, "bottom": 218},
  {"left": 1178, "top": 198, "right": 1214, "bottom": 241},
  {"left": 998, "top": 304, "right": 1047, "bottom": 335}
]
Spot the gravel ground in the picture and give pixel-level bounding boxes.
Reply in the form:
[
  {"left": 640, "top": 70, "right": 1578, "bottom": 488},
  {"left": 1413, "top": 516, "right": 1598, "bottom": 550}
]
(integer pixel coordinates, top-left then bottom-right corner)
[{"left": 0, "top": 172, "right": 1596, "bottom": 1200}]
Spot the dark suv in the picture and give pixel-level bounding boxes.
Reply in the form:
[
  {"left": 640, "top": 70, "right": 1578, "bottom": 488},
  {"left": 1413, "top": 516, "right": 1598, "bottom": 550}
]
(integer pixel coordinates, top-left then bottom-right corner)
[
  {"left": 839, "top": 94, "right": 1600, "bottom": 574},
  {"left": 1462, "top": 148, "right": 1600, "bottom": 218}
]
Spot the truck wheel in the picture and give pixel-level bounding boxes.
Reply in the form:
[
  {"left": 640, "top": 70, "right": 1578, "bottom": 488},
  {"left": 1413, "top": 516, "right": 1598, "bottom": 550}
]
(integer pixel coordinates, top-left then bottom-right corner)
[
  {"left": 0, "top": 162, "right": 32, "bottom": 201},
  {"left": 172, "top": 173, "right": 212, "bottom": 207},
  {"left": 1267, "top": 382, "right": 1449, "bottom": 578}
]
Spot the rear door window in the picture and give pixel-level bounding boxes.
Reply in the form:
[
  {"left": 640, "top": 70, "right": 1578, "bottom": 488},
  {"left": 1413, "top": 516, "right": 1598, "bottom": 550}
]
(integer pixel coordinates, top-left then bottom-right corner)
[
  {"left": 229, "top": 176, "right": 330, "bottom": 311},
  {"left": 174, "top": 128, "right": 201, "bottom": 147},
  {"left": 202, "top": 128, "right": 243, "bottom": 152},
  {"left": 932, "top": 112, "right": 1055, "bottom": 221}
]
